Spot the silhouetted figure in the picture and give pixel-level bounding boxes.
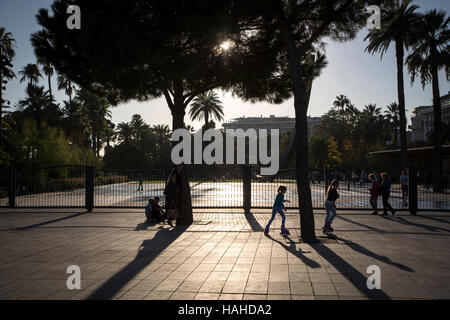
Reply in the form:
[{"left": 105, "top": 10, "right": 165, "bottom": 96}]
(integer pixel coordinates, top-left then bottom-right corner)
[
  {"left": 323, "top": 180, "right": 339, "bottom": 234},
  {"left": 369, "top": 173, "right": 381, "bottom": 215},
  {"left": 164, "top": 172, "right": 180, "bottom": 227},
  {"left": 137, "top": 174, "right": 144, "bottom": 191},
  {"left": 264, "top": 185, "right": 290, "bottom": 236},
  {"left": 379, "top": 172, "right": 396, "bottom": 216}
]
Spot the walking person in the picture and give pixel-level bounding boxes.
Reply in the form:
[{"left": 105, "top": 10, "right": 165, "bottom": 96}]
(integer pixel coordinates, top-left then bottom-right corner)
[
  {"left": 400, "top": 170, "right": 408, "bottom": 206},
  {"left": 164, "top": 172, "right": 180, "bottom": 227},
  {"left": 323, "top": 180, "right": 339, "bottom": 234},
  {"left": 369, "top": 173, "right": 381, "bottom": 215},
  {"left": 379, "top": 172, "right": 396, "bottom": 216},
  {"left": 264, "top": 186, "right": 290, "bottom": 236},
  {"left": 137, "top": 174, "right": 144, "bottom": 192}
]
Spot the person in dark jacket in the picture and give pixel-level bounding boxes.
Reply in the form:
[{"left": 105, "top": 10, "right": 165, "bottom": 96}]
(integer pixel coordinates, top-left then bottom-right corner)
[
  {"left": 164, "top": 172, "right": 180, "bottom": 227},
  {"left": 323, "top": 180, "right": 339, "bottom": 233},
  {"left": 379, "top": 172, "right": 396, "bottom": 216}
]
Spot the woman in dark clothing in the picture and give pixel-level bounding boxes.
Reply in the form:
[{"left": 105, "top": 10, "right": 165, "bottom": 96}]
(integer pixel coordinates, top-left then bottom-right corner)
[
  {"left": 379, "top": 172, "right": 396, "bottom": 216},
  {"left": 164, "top": 173, "right": 180, "bottom": 226},
  {"left": 323, "top": 179, "right": 339, "bottom": 234}
]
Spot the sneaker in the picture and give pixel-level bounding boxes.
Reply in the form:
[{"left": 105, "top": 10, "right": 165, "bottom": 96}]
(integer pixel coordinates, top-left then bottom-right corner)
[
  {"left": 328, "top": 226, "right": 334, "bottom": 232},
  {"left": 168, "top": 219, "right": 173, "bottom": 227}
]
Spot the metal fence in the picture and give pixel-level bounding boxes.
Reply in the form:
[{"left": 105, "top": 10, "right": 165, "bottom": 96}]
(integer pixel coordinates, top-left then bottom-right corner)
[
  {"left": 1, "top": 164, "right": 449, "bottom": 212},
  {"left": 417, "top": 172, "right": 450, "bottom": 210}
]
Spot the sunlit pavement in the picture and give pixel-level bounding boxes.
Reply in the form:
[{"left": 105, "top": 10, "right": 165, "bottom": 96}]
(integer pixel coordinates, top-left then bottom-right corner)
[
  {"left": 0, "top": 208, "right": 449, "bottom": 300},
  {"left": 2, "top": 181, "right": 449, "bottom": 210}
]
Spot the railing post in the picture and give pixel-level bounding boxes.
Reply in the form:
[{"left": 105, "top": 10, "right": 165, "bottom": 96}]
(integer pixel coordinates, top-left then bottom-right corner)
[
  {"left": 408, "top": 167, "right": 418, "bottom": 215},
  {"left": 324, "top": 166, "right": 328, "bottom": 196},
  {"left": 85, "top": 166, "right": 94, "bottom": 212},
  {"left": 8, "top": 164, "right": 15, "bottom": 208},
  {"left": 243, "top": 165, "right": 251, "bottom": 213}
]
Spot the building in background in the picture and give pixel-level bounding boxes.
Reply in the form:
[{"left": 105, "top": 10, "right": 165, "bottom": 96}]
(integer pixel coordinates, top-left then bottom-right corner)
[
  {"left": 222, "top": 115, "right": 322, "bottom": 140},
  {"left": 410, "top": 91, "right": 450, "bottom": 142}
]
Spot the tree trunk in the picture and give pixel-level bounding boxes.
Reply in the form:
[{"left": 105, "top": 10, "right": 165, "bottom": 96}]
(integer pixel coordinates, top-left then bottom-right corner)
[
  {"left": 395, "top": 41, "right": 408, "bottom": 169},
  {"left": 92, "top": 130, "right": 97, "bottom": 154},
  {"left": 48, "top": 74, "right": 52, "bottom": 98},
  {"left": 431, "top": 63, "right": 443, "bottom": 192},
  {"left": 278, "top": 9, "right": 317, "bottom": 243},
  {"left": 171, "top": 89, "right": 193, "bottom": 225},
  {"left": 205, "top": 113, "right": 209, "bottom": 130},
  {"left": 0, "top": 69, "right": 3, "bottom": 145}
]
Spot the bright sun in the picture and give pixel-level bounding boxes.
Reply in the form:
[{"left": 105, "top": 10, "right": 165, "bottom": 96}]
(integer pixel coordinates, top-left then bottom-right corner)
[{"left": 220, "top": 40, "right": 233, "bottom": 51}]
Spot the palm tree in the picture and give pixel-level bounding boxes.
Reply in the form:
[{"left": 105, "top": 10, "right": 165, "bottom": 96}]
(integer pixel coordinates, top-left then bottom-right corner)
[
  {"left": 39, "top": 60, "right": 54, "bottom": 97},
  {"left": 188, "top": 91, "right": 224, "bottom": 130},
  {"left": 62, "top": 99, "right": 90, "bottom": 147},
  {"left": 384, "top": 102, "right": 401, "bottom": 145},
  {"left": 76, "top": 89, "right": 112, "bottom": 156},
  {"left": 18, "top": 63, "right": 42, "bottom": 87},
  {"left": 333, "top": 94, "right": 351, "bottom": 111},
  {"left": 130, "top": 114, "right": 149, "bottom": 141},
  {"left": 18, "top": 85, "right": 61, "bottom": 126},
  {"left": 185, "top": 124, "right": 195, "bottom": 133},
  {"left": 0, "top": 27, "right": 16, "bottom": 145},
  {"left": 365, "top": 0, "right": 422, "bottom": 170},
  {"left": 116, "top": 122, "right": 133, "bottom": 144},
  {"left": 406, "top": 9, "right": 449, "bottom": 192},
  {"left": 57, "top": 73, "right": 76, "bottom": 102},
  {"left": 361, "top": 104, "right": 383, "bottom": 148}
]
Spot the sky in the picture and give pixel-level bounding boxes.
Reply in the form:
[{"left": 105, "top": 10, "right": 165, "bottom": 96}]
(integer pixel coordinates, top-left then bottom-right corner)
[{"left": 1, "top": 0, "right": 449, "bottom": 131}]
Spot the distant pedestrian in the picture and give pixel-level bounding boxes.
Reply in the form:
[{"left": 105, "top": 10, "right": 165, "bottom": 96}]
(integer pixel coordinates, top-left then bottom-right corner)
[
  {"left": 378, "top": 172, "right": 396, "bottom": 216},
  {"left": 369, "top": 173, "right": 381, "bottom": 215},
  {"left": 137, "top": 174, "right": 144, "bottom": 192},
  {"left": 323, "top": 179, "right": 339, "bottom": 234},
  {"left": 264, "top": 186, "right": 290, "bottom": 236},
  {"left": 400, "top": 170, "right": 408, "bottom": 206}
]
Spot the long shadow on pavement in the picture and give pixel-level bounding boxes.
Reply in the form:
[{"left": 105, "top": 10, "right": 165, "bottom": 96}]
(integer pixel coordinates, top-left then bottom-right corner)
[
  {"left": 13, "top": 211, "right": 90, "bottom": 231},
  {"left": 417, "top": 214, "right": 450, "bottom": 225},
  {"left": 337, "top": 215, "right": 387, "bottom": 234},
  {"left": 87, "top": 224, "right": 187, "bottom": 300},
  {"left": 244, "top": 211, "right": 265, "bottom": 232},
  {"left": 383, "top": 216, "right": 450, "bottom": 233},
  {"left": 265, "top": 234, "right": 320, "bottom": 268},
  {"left": 334, "top": 236, "right": 413, "bottom": 272},
  {"left": 310, "top": 242, "right": 391, "bottom": 299}
]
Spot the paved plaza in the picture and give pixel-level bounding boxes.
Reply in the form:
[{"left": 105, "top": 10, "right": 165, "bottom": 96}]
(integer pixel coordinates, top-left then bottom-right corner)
[{"left": 0, "top": 208, "right": 449, "bottom": 300}]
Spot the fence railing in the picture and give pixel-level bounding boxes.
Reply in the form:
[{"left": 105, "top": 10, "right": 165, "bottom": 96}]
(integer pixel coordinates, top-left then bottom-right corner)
[{"left": 1, "top": 164, "right": 448, "bottom": 212}]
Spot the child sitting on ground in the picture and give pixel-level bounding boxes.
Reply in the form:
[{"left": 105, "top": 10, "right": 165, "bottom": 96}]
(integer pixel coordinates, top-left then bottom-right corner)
[
  {"left": 152, "top": 197, "right": 167, "bottom": 223},
  {"left": 145, "top": 199, "right": 155, "bottom": 224}
]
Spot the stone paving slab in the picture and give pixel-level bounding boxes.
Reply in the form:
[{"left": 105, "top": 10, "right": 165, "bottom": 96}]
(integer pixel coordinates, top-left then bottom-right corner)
[{"left": 0, "top": 208, "right": 449, "bottom": 300}]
